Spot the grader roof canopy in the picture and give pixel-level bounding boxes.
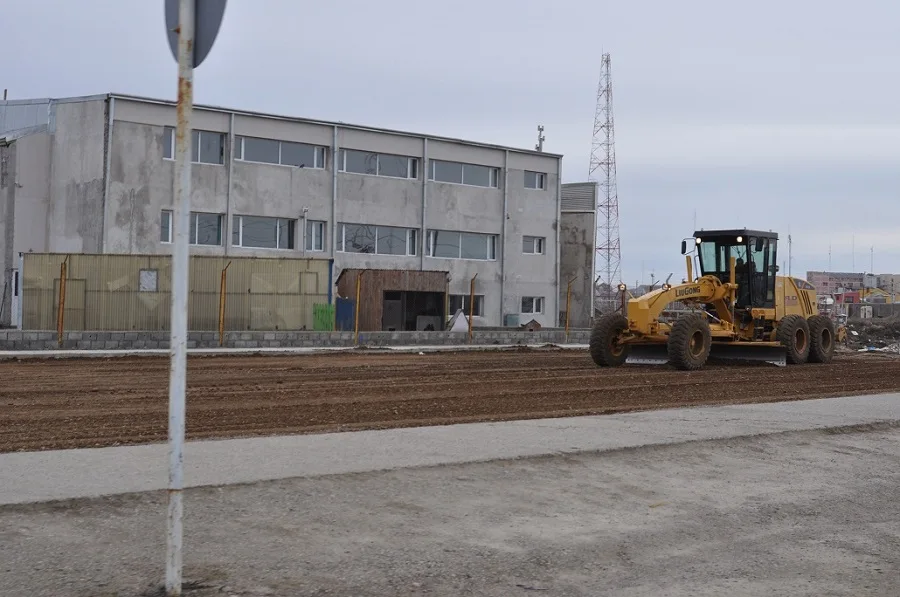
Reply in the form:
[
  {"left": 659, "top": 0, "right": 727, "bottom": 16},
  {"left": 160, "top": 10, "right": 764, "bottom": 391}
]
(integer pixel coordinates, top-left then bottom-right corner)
[{"left": 692, "top": 229, "right": 779, "bottom": 241}]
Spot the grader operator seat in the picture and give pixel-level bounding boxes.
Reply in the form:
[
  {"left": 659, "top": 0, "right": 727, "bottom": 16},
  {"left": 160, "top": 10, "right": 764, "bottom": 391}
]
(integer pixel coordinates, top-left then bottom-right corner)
[{"left": 691, "top": 229, "right": 778, "bottom": 311}]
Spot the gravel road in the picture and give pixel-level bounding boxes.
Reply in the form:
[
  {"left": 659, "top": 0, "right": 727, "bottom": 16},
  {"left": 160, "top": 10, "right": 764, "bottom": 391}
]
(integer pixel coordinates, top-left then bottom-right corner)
[{"left": 2, "top": 424, "right": 898, "bottom": 596}]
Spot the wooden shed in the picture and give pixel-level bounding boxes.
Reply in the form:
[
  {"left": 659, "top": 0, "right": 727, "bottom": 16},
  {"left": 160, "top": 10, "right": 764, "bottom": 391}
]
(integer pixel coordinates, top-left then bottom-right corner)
[{"left": 336, "top": 269, "right": 449, "bottom": 332}]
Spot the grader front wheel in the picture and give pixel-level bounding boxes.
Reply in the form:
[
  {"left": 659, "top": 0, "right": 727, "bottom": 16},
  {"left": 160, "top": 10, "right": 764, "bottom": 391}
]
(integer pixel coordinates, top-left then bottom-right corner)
[
  {"left": 590, "top": 313, "right": 630, "bottom": 367},
  {"left": 777, "top": 314, "right": 811, "bottom": 364},
  {"left": 667, "top": 314, "right": 712, "bottom": 371}
]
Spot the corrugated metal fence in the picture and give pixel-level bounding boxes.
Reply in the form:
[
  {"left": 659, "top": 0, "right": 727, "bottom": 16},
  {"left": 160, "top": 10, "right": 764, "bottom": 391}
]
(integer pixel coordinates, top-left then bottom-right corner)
[{"left": 22, "top": 253, "right": 332, "bottom": 331}]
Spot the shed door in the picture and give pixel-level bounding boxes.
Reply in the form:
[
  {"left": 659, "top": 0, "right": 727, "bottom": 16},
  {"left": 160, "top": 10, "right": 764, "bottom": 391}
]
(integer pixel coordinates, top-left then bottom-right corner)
[{"left": 382, "top": 291, "right": 403, "bottom": 331}]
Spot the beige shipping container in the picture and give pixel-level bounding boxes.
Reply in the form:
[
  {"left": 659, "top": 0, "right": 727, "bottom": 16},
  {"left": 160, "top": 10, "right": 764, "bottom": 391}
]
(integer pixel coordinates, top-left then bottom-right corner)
[{"left": 21, "top": 253, "right": 332, "bottom": 331}]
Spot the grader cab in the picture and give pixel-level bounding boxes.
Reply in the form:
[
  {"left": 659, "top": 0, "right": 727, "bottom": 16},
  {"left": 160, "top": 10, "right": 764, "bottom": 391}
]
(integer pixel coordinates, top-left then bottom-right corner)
[{"left": 590, "top": 228, "right": 837, "bottom": 370}]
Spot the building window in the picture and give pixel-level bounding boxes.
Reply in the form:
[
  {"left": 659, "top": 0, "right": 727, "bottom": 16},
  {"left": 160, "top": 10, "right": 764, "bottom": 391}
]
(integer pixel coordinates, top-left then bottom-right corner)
[
  {"left": 524, "top": 170, "right": 547, "bottom": 190},
  {"left": 429, "top": 159, "right": 500, "bottom": 188},
  {"left": 449, "top": 294, "right": 485, "bottom": 317},
  {"left": 192, "top": 213, "right": 224, "bottom": 245},
  {"left": 306, "top": 220, "right": 325, "bottom": 252},
  {"left": 234, "top": 135, "right": 327, "bottom": 169},
  {"left": 232, "top": 215, "right": 296, "bottom": 250},
  {"left": 160, "top": 210, "right": 172, "bottom": 243},
  {"left": 426, "top": 230, "right": 497, "bottom": 260},
  {"left": 163, "top": 127, "right": 174, "bottom": 160},
  {"left": 521, "top": 296, "right": 544, "bottom": 314},
  {"left": 339, "top": 223, "right": 418, "bottom": 256},
  {"left": 338, "top": 149, "right": 419, "bottom": 179},
  {"left": 160, "top": 210, "right": 224, "bottom": 246},
  {"left": 523, "top": 235, "right": 545, "bottom": 255},
  {"left": 163, "top": 127, "right": 225, "bottom": 165}
]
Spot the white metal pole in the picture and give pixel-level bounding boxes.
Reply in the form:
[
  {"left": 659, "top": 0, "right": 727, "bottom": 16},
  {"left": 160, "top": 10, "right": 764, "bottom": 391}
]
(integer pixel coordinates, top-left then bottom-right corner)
[{"left": 167, "top": 0, "right": 194, "bottom": 594}]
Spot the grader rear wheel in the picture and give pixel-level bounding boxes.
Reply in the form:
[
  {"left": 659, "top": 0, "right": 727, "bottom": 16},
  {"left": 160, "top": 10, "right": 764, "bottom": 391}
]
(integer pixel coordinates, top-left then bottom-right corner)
[
  {"left": 807, "top": 315, "right": 836, "bottom": 364},
  {"left": 590, "top": 313, "right": 630, "bottom": 367},
  {"left": 667, "top": 314, "right": 712, "bottom": 371}
]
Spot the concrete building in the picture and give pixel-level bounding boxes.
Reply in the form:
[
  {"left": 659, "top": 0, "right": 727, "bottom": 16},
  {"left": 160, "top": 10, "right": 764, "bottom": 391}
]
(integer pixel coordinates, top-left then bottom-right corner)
[
  {"left": 1, "top": 93, "right": 594, "bottom": 330},
  {"left": 558, "top": 182, "right": 597, "bottom": 329}
]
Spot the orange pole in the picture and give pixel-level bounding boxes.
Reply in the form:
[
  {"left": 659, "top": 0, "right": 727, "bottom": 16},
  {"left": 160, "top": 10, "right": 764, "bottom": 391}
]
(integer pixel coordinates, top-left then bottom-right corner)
[
  {"left": 565, "top": 277, "right": 576, "bottom": 342},
  {"left": 56, "top": 257, "right": 69, "bottom": 347},
  {"left": 218, "top": 261, "right": 231, "bottom": 347}
]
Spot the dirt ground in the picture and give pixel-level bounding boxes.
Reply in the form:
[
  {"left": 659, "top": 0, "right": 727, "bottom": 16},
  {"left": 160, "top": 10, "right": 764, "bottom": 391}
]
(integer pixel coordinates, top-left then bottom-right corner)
[{"left": 2, "top": 348, "right": 900, "bottom": 453}]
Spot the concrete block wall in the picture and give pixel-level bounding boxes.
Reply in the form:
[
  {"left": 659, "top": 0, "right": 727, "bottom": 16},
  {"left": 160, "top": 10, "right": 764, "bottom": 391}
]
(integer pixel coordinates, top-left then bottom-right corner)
[{"left": 0, "top": 329, "right": 591, "bottom": 351}]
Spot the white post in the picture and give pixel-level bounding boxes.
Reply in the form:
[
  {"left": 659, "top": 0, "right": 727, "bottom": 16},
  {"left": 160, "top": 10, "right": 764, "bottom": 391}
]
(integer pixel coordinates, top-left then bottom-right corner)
[{"left": 167, "top": 0, "right": 194, "bottom": 594}]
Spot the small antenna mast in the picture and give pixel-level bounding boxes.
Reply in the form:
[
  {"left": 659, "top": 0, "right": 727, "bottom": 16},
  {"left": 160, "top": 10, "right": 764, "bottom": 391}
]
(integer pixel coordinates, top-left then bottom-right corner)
[
  {"left": 535, "top": 125, "right": 545, "bottom": 152},
  {"left": 787, "top": 225, "right": 792, "bottom": 277}
]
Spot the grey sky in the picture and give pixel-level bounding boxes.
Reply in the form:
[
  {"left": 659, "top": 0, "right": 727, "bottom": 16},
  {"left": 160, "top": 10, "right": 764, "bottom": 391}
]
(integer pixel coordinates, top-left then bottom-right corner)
[{"left": 3, "top": 0, "right": 898, "bottom": 285}]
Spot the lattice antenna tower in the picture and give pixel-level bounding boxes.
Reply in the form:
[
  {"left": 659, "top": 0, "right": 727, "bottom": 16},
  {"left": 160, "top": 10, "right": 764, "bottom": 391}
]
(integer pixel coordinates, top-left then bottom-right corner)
[{"left": 588, "top": 53, "right": 622, "bottom": 312}]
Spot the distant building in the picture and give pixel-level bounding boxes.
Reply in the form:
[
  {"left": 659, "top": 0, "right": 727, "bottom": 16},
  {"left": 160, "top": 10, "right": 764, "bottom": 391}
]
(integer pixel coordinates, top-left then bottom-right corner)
[
  {"left": 806, "top": 271, "right": 866, "bottom": 294},
  {"left": 877, "top": 274, "right": 900, "bottom": 295}
]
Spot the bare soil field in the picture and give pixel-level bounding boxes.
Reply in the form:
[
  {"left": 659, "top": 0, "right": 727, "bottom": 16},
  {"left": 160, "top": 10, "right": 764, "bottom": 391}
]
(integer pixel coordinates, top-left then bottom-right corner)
[{"left": 2, "top": 348, "right": 899, "bottom": 453}]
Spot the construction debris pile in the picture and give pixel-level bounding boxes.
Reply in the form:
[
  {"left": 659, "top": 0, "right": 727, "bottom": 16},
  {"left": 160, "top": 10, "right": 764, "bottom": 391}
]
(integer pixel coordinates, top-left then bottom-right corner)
[{"left": 845, "top": 318, "right": 900, "bottom": 353}]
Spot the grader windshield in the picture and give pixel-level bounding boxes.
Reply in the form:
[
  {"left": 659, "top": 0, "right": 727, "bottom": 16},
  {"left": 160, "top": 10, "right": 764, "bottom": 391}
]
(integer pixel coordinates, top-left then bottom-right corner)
[{"left": 693, "top": 229, "right": 778, "bottom": 309}]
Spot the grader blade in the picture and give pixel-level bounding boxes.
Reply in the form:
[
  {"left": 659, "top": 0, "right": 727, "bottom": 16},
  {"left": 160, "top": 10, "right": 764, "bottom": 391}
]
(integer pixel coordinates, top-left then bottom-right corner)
[
  {"left": 625, "top": 344, "right": 671, "bottom": 366},
  {"left": 707, "top": 343, "right": 787, "bottom": 367}
]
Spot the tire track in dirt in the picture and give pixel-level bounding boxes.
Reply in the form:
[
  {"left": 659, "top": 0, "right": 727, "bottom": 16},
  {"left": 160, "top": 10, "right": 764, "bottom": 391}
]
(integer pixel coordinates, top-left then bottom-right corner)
[{"left": 2, "top": 349, "right": 899, "bottom": 452}]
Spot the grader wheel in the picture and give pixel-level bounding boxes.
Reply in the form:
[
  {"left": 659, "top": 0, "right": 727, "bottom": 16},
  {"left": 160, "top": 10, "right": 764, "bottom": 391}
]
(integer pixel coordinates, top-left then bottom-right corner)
[
  {"left": 807, "top": 315, "right": 836, "bottom": 364},
  {"left": 667, "top": 314, "right": 712, "bottom": 371},
  {"left": 777, "top": 314, "right": 811, "bottom": 364},
  {"left": 590, "top": 313, "right": 629, "bottom": 367}
]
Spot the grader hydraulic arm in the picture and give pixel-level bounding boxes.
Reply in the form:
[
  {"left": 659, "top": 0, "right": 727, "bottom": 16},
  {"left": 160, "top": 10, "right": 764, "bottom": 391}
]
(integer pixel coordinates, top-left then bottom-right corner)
[{"left": 624, "top": 274, "right": 737, "bottom": 341}]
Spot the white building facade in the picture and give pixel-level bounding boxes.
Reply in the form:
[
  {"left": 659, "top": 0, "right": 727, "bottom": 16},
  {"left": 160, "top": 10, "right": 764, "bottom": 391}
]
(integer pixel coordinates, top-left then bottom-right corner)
[{"left": 1, "top": 93, "right": 567, "bottom": 327}]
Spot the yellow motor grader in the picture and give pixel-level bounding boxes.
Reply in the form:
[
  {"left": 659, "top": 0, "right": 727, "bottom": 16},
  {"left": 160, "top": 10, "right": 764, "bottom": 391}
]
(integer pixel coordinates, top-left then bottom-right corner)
[{"left": 591, "top": 228, "right": 836, "bottom": 370}]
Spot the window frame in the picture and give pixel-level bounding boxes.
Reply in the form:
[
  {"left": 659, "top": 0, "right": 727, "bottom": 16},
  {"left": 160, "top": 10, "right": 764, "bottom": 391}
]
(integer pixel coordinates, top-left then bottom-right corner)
[
  {"left": 338, "top": 223, "right": 419, "bottom": 257},
  {"left": 521, "top": 296, "right": 545, "bottom": 314},
  {"left": 163, "top": 127, "right": 225, "bottom": 165},
  {"left": 160, "top": 210, "right": 172, "bottom": 243},
  {"left": 524, "top": 170, "right": 547, "bottom": 190},
  {"left": 232, "top": 215, "right": 297, "bottom": 250},
  {"left": 449, "top": 294, "right": 485, "bottom": 317},
  {"left": 426, "top": 229, "right": 497, "bottom": 261},
  {"left": 305, "top": 219, "right": 326, "bottom": 252},
  {"left": 522, "top": 235, "right": 546, "bottom": 255},
  {"left": 338, "top": 149, "right": 419, "bottom": 180},
  {"left": 428, "top": 159, "right": 501, "bottom": 188},
  {"left": 160, "top": 210, "right": 224, "bottom": 246},
  {"left": 234, "top": 135, "right": 327, "bottom": 169}
]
